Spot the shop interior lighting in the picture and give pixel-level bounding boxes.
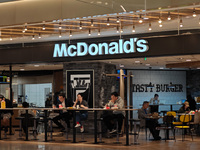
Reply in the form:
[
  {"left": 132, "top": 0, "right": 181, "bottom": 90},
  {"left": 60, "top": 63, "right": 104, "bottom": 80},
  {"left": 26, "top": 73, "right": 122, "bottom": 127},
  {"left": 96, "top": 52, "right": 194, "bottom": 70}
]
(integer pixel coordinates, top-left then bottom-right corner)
[
  {"left": 159, "top": 23, "right": 163, "bottom": 27},
  {"left": 148, "top": 23, "right": 152, "bottom": 31},
  {"left": 193, "top": 8, "right": 197, "bottom": 17},
  {"left": 10, "top": 36, "right": 12, "bottom": 40},
  {"left": 79, "top": 21, "right": 82, "bottom": 29},
  {"left": 167, "top": 12, "right": 171, "bottom": 20},
  {"left": 139, "top": 15, "right": 143, "bottom": 23},
  {"left": 24, "top": 24, "right": 27, "bottom": 31},
  {"left": 59, "top": 31, "right": 62, "bottom": 38},
  {"left": 120, "top": 26, "right": 123, "bottom": 33},
  {"left": 158, "top": 16, "right": 162, "bottom": 24},
  {"left": 107, "top": 18, "right": 110, "bottom": 26},
  {"left": 0, "top": 37, "right": 2, "bottom": 41},
  {"left": 132, "top": 25, "right": 135, "bottom": 32}
]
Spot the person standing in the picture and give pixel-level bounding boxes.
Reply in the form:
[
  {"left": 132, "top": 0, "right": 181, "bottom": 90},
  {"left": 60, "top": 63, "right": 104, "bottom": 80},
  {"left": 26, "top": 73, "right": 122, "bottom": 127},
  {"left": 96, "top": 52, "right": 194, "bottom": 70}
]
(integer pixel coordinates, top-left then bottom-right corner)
[
  {"left": 138, "top": 101, "right": 161, "bottom": 140},
  {"left": 149, "top": 94, "right": 160, "bottom": 105},
  {"left": 52, "top": 93, "right": 73, "bottom": 131},
  {"left": 103, "top": 92, "right": 125, "bottom": 134},
  {"left": 73, "top": 93, "right": 88, "bottom": 132}
]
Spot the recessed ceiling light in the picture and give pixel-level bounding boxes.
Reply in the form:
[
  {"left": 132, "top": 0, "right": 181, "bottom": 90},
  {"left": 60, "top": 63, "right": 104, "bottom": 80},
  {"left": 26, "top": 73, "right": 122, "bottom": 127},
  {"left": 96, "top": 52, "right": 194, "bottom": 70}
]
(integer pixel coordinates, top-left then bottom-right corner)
[
  {"left": 160, "top": 67, "right": 164, "bottom": 69},
  {"left": 34, "top": 65, "right": 40, "bottom": 67},
  {"left": 135, "top": 60, "right": 140, "bottom": 63},
  {"left": 120, "top": 64, "right": 124, "bottom": 68},
  {"left": 186, "top": 59, "right": 191, "bottom": 62},
  {"left": 145, "top": 64, "right": 150, "bottom": 66},
  {"left": 20, "top": 69, "right": 25, "bottom": 71},
  {"left": 197, "top": 67, "right": 200, "bottom": 69}
]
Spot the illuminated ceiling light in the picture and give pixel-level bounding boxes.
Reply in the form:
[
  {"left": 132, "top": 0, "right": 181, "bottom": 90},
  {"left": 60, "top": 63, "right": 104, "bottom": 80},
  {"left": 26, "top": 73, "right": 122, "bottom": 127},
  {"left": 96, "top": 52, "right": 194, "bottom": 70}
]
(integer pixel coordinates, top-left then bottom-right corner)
[
  {"left": 98, "top": 28, "right": 100, "bottom": 35},
  {"left": 42, "top": 24, "right": 45, "bottom": 30},
  {"left": 139, "top": 15, "right": 143, "bottom": 23},
  {"left": 69, "top": 30, "right": 72, "bottom": 37},
  {"left": 145, "top": 64, "right": 150, "bottom": 66},
  {"left": 159, "top": 23, "right": 163, "bottom": 27},
  {"left": 88, "top": 29, "right": 91, "bottom": 36},
  {"left": 135, "top": 60, "right": 140, "bottom": 63},
  {"left": 180, "top": 18, "right": 183, "bottom": 27},
  {"left": 59, "top": 22, "right": 62, "bottom": 30},
  {"left": 0, "top": 37, "right": 2, "bottom": 41},
  {"left": 22, "top": 30, "right": 25, "bottom": 33},
  {"left": 116, "top": 26, "right": 119, "bottom": 33},
  {"left": 59, "top": 31, "right": 62, "bottom": 38},
  {"left": 167, "top": 12, "right": 171, "bottom": 20},
  {"left": 10, "top": 36, "right": 12, "bottom": 41},
  {"left": 116, "top": 16, "right": 120, "bottom": 23},
  {"left": 107, "top": 18, "right": 110, "bottom": 26},
  {"left": 38, "top": 33, "right": 41, "bottom": 39},
  {"left": 158, "top": 17, "right": 162, "bottom": 24},
  {"left": 199, "top": 18, "right": 200, "bottom": 24},
  {"left": 193, "top": 8, "right": 197, "bottom": 17},
  {"left": 132, "top": 25, "right": 135, "bottom": 32},
  {"left": 20, "top": 69, "right": 25, "bottom": 71},
  {"left": 79, "top": 21, "right": 82, "bottom": 29},
  {"left": 24, "top": 24, "right": 27, "bottom": 31},
  {"left": 148, "top": 23, "right": 152, "bottom": 31},
  {"left": 120, "top": 26, "right": 123, "bottom": 33},
  {"left": 91, "top": 19, "right": 94, "bottom": 27},
  {"left": 32, "top": 35, "right": 35, "bottom": 40}
]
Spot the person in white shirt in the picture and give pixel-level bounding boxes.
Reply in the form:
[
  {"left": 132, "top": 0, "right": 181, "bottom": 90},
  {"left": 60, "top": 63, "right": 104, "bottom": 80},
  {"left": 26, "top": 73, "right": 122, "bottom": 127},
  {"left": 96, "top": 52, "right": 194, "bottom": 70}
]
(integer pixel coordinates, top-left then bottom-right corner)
[{"left": 149, "top": 94, "right": 160, "bottom": 105}]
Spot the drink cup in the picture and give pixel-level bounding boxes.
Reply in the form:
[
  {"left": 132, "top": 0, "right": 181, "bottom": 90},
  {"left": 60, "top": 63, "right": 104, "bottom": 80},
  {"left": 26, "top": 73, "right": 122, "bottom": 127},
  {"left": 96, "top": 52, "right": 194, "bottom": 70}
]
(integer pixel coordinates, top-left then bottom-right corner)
[{"left": 77, "top": 105, "right": 79, "bottom": 109}]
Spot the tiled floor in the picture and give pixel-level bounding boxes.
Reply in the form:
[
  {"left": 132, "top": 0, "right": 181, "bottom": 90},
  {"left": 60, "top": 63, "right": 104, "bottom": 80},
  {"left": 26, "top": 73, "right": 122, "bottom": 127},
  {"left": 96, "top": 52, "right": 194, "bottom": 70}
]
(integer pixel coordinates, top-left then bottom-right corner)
[{"left": 0, "top": 129, "right": 199, "bottom": 150}]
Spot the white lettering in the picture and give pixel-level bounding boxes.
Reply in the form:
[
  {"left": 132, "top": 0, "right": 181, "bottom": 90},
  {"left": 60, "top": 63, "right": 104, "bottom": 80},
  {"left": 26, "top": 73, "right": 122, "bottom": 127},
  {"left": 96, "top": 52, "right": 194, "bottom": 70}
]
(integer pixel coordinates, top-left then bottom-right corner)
[
  {"left": 53, "top": 44, "right": 68, "bottom": 57},
  {"left": 88, "top": 44, "right": 98, "bottom": 56},
  {"left": 109, "top": 42, "right": 119, "bottom": 54},
  {"left": 68, "top": 45, "right": 77, "bottom": 57},
  {"left": 98, "top": 43, "right": 109, "bottom": 55},
  {"left": 123, "top": 38, "right": 134, "bottom": 53},
  {"left": 77, "top": 42, "right": 88, "bottom": 56},
  {"left": 137, "top": 39, "right": 149, "bottom": 52}
]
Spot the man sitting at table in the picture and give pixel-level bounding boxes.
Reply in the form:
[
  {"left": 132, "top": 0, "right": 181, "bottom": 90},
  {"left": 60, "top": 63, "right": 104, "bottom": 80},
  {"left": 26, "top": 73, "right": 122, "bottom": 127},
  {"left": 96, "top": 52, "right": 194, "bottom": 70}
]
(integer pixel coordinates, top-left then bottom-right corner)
[
  {"left": 149, "top": 94, "right": 160, "bottom": 105},
  {"left": 0, "top": 94, "right": 13, "bottom": 133},
  {"left": 103, "top": 92, "right": 125, "bottom": 134},
  {"left": 53, "top": 93, "right": 73, "bottom": 131},
  {"left": 138, "top": 101, "right": 161, "bottom": 140}
]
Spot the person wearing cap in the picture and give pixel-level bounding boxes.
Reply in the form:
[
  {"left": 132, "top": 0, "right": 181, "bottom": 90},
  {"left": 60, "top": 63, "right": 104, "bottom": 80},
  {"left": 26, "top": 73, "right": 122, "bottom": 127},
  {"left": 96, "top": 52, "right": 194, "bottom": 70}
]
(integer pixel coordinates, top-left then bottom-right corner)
[
  {"left": 178, "top": 101, "right": 190, "bottom": 113},
  {"left": 0, "top": 94, "right": 13, "bottom": 132}
]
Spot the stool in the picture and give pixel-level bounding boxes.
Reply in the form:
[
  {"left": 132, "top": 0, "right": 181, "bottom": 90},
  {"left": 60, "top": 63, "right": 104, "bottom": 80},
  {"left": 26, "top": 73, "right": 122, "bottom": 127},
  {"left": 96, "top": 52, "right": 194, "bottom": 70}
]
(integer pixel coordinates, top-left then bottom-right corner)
[
  {"left": 130, "top": 119, "right": 140, "bottom": 145},
  {"left": 113, "top": 120, "right": 121, "bottom": 144},
  {"left": 30, "top": 117, "right": 39, "bottom": 140},
  {"left": 79, "top": 121, "right": 87, "bottom": 142},
  {"left": 15, "top": 117, "right": 24, "bottom": 140},
  {"left": 97, "top": 118, "right": 104, "bottom": 143},
  {"left": 47, "top": 118, "right": 55, "bottom": 141},
  {"left": 62, "top": 121, "right": 71, "bottom": 142}
]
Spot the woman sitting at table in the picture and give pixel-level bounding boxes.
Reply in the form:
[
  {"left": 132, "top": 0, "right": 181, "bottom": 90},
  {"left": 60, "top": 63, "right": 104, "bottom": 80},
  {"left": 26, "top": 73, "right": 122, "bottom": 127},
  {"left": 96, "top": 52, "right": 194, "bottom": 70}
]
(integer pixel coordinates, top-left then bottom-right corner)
[
  {"left": 178, "top": 101, "right": 190, "bottom": 113},
  {"left": 73, "top": 93, "right": 88, "bottom": 132}
]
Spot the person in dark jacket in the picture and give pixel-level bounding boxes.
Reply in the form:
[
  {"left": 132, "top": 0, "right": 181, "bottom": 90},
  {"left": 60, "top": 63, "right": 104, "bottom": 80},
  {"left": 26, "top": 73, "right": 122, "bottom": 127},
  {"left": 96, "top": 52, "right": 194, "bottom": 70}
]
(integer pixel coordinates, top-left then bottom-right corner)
[
  {"left": 0, "top": 94, "right": 13, "bottom": 132},
  {"left": 178, "top": 101, "right": 190, "bottom": 113},
  {"left": 73, "top": 93, "right": 88, "bottom": 133},
  {"left": 187, "top": 95, "right": 196, "bottom": 111},
  {"left": 52, "top": 93, "right": 73, "bottom": 131}
]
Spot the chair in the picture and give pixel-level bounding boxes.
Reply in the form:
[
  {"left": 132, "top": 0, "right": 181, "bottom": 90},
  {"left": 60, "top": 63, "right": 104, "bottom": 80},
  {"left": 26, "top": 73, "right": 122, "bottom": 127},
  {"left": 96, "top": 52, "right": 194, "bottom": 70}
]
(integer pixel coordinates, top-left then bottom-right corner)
[
  {"left": 167, "top": 111, "right": 182, "bottom": 126},
  {"left": 156, "top": 116, "right": 175, "bottom": 141},
  {"left": 174, "top": 114, "right": 193, "bottom": 141}
]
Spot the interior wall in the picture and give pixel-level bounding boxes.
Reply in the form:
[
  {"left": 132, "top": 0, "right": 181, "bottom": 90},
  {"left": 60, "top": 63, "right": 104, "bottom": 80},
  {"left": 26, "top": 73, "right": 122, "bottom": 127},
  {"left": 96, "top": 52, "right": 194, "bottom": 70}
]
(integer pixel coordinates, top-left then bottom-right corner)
[{"left": 128, "top": 70, "right": 186, "bottom": 118}]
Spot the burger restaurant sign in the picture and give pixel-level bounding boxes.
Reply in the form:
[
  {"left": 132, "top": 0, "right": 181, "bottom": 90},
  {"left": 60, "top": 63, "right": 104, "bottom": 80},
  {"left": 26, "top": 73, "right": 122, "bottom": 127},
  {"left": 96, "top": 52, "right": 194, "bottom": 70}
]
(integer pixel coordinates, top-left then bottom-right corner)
[{"left": 53, "top": 38, "right": 149, "bottom": 57}]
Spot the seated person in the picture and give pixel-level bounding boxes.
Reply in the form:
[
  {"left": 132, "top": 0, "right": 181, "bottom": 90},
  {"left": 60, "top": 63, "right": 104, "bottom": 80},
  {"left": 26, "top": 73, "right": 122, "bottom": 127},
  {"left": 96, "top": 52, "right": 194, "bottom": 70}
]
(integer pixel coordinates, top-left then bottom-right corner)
[
  {"left": 0, "top": 94, "right": 13, "bottom": 132},
  {"left": 73, "top": 93, "right": 88, "bottom": 132},
  {"left": 103, "top": 92, "right": 125, "bottom": 134},
  {"left": 18, "top": 102, "right": 36, "bottom": 133},
  {"left": 149, "top": 94, "right": 159, "bottom": 105},
  {"left": 178, "top": 101, "right": 190, "bottom": 113},
  {"left": 138, "top": 101, "right": 161, "bottom": 140},
  {"left": 53, "top": 93, "right": 73, "bottom": 131}
]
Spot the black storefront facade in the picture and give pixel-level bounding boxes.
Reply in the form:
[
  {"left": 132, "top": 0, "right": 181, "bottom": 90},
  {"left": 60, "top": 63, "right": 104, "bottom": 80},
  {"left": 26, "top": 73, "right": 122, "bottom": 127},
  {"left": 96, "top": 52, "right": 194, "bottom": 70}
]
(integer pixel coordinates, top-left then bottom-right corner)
[{"left": 1, "top": 32, "right": 200, "bottom": 108}]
